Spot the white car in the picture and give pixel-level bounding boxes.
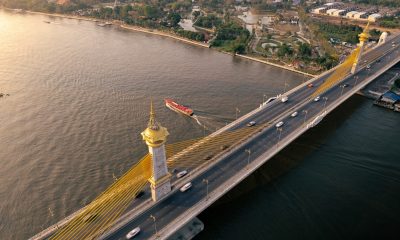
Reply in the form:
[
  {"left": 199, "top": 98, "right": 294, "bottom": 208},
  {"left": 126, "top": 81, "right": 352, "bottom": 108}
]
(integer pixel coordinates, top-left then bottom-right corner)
[
  {"left": 291, "top": 111, "right": 298, "bottom": 117},
  {"left": 180, "top": 182, "right": 192, "bottom": 192},
  {"left": 281, "top": 96, "right": 288, "bottom": 103},
  {"left": 366, "top": 65, "right": 371, "bottom": 69},
  {"left": 247, "top": 121, "right": 256, "bottom": 127},
  {"left": 275, "top": 121, "right": 284, "bottom": 128},
  {"left": 176, "top": 170, "right": 188, "bottom": 178},
  {"left": 314, "top": 96, "right": 320, "bottom": 102},
  {"left": 126, "top": 227, "right": 140, "bottom": 239}
]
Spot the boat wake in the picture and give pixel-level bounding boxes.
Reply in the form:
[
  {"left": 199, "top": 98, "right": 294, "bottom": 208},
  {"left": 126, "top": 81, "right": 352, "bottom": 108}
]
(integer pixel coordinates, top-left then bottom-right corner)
[
  {"left": 191, "top": 114, "right": 227, "bottom": 133},
  {"left": 192, "top": 115, "right": 202, "bottom": 126}
]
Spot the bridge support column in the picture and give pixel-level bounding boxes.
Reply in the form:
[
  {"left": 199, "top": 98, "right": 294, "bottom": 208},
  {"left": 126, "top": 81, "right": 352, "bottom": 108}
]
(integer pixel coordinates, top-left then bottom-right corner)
[{"left": 141, "top": 102, "right": 171, "bottom": 201}]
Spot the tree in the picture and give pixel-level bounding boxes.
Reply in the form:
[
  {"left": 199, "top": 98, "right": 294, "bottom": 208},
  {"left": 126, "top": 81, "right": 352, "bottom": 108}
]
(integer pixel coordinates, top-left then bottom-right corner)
[
  {"left": 277, "top": 43, "right": 293, "bottom": 57},
  {"left": 168, "top": 12, "right": 182, "bottom": 27},
  {"left": 298, "top": 42, "right": 312, "bottom": 58}
]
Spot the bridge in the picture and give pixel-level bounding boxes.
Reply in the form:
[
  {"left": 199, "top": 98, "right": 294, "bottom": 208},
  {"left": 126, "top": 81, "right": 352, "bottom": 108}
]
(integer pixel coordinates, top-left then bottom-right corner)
[{"left": 31, "top": 26, "right": 400, "bottom": 240}]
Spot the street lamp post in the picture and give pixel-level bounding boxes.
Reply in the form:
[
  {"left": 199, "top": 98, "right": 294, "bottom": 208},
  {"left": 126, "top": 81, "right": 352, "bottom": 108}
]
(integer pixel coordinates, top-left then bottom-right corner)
[
  {"left": 276, "top": 128, "right": 283, "bottom": 147},
  {"left": 150, "top": 215, "right": 158, "bottom": 237},
  {"left": 263, "top": 94, "right": 267, "bottom": 104},
  {"left": 283, "top": 83, "right": 289, "bottom": 93},
  {"left": 235, "top": 107, "right": 240, "bottom": 120},
  {"left": 323, "top": 97, "right": 328, "bottom": 110},
  {"left": 354, "top": 75, "right": 359, "bottom": 87},
  {"left": 339, "top": 84, "right": 345, "bottom": 97},
  {"left": 245, "top": 149, "right": 251, "bottom": 168},
  {"left": 203, "top": 179, "right": 209, "bottom": 200},
  {"left": 302, "top": 109, "right": 308, "bottom": 125}
]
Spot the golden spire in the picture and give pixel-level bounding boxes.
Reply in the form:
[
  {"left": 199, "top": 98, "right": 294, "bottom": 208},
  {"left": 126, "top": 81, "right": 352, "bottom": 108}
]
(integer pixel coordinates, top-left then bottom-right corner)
[
  {"left": 141, "top": 100, "right": 169, "bottom": 147},
  {"left": 148, "top": 100, "right": 159, "bottom": 130}
]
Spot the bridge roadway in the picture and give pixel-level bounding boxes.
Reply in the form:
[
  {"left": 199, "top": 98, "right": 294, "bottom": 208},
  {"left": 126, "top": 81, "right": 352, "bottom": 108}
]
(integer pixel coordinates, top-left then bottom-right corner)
[
  {"left": 101, "top": 37, "right": 400, "bottom": 240},
  {"left": 99, "top": 36, "right": 400, "bottom": 240}
]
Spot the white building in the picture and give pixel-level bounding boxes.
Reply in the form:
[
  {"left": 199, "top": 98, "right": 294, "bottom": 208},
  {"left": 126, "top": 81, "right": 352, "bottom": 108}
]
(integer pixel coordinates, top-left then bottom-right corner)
[
  {"left": 354, "top": 12, "right": 368, "bottom": 19},
  {"left": 368, "top": 13, "right": 382, "bottom": 22},
  {"left": 333, "top": 9, "right": 346, "bottom": 16},
  {"left": 312, "top": 7, "right": 327, "bottom": 14},
  {"left": 326, "top": 9, "right": 338, "bottom": 15},
  {"left": 346, "top": 11, "right": 358, "bottom": 18}
]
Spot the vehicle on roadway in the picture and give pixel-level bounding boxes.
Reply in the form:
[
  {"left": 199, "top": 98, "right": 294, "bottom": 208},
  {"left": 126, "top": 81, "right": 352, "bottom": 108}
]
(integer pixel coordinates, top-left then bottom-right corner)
[
  {"left": 343, "top": 84, "right": 348, "bottom": 87},
  {"left": 247, "top": 121, "right": 256, "bottom": 127},
  {"left": 291, "top": 111, "right": 298, "bottom": 117},
  {"left": 180, "top": 182, "right": 192, "bottom": 192},
  {"left": 314, "top": 96, "right": 320, "bottom": 102},
  {"left": 366, "top": 65, "right": 371, "bottom": 69},
  {"left": 307, "top": 83, "right": 313, "bottom": 88},
  {"left": 275, "top": 121, "right": 284, "bottom": 128},
  {"left": 126, "top": 227, "right": 140, "bottom": 239},
  {"left": 281, "top": 96, "right": 288, "bottom": 103},
  {"left": 176, "top": 170, "right": 188, "bottom": 178}
]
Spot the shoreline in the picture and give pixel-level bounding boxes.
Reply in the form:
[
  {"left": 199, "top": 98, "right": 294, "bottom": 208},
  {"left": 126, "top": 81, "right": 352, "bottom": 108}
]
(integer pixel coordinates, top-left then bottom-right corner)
[{"left": 1, "top": 7, "right": 315, "bottom": 77}]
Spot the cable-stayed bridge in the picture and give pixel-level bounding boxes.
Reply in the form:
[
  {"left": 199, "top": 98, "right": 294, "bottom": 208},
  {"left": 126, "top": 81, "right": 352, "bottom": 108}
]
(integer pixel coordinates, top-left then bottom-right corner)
[{"left": 31, "top": 27, "right": 400, "bottom": 240}]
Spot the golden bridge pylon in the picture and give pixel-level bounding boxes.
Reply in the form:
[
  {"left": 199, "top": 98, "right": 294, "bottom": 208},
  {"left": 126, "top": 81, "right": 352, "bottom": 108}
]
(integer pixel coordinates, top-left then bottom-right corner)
[{"left": 311, "top": 22, "right": 370, "bottom": 99}]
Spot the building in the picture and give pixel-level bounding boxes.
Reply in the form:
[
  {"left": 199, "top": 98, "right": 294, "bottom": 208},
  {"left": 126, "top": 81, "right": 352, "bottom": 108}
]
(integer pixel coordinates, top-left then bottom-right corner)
[
  {"left": 312, "top": 7, "right": 327, "bottom": 14},
  {"left": 354, "top": 12, "right": 368, "bottom": 19},
  {"left": 326, "top": 9, "right": 339, "bottom": 16},
  {"left": 368, "top": 13, "right": 382, "bottom": 22},
  {"left": 346, "top": 11, "right": 358, "bottom": 18},
  {"left": 375, "top": 91, "right": 400, "bottom": 110},
  {"left": 333, "top": 9, "right": 346, "bottom": 16}
]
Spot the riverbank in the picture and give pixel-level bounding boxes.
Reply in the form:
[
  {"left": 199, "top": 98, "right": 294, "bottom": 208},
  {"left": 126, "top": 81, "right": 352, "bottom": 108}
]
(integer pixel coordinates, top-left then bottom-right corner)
[{"left": 1, "top": 7, "right": 314, "bottom": 77}]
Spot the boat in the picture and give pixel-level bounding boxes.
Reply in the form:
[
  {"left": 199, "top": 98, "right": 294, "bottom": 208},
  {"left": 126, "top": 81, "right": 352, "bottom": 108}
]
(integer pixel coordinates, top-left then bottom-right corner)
[{"left": 165, "top": 99, "right": 194, "bottom": 116}]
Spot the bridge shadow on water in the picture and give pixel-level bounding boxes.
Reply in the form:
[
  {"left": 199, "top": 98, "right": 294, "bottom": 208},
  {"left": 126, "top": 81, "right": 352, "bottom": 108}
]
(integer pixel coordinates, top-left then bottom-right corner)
[{"left": 196, "top": 95, "right": 371, "bottom": 240}]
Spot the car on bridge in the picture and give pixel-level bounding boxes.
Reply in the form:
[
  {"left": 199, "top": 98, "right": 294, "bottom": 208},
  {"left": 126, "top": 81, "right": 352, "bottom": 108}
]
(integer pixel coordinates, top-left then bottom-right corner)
[
  {"left": 314, "top": 96, "right": 320, "bottom": 102},
  {"left": 176, "top": 170, "right": 188, "bottom": 178},
  {"left": 281, "top": 96, "right": 288, "bottom": 103},
  {"left": 291, "top": 111, "right": 298, "bottom": 117},
  {"left": 275, "top": 121, "right": 284, "bottom": 128},
  {"left": 180, "top": 182, "right": 192, "bottom": 192},
  {"left": 247, "top": 121, "right": 256, "bottom": 127},
  {"left": 126, "top": 227, "right": 140, "bottom": 239}
]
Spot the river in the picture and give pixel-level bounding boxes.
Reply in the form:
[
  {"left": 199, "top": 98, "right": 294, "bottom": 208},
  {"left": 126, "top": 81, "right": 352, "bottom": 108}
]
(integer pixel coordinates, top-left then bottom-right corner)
[{"left": 0, "top": 10, "right": 398, "bottom": 240}]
